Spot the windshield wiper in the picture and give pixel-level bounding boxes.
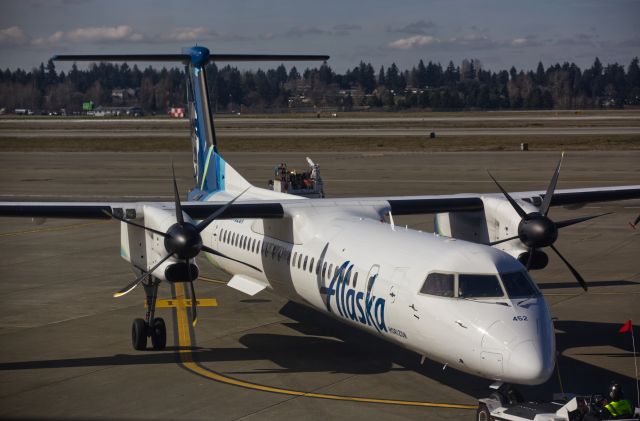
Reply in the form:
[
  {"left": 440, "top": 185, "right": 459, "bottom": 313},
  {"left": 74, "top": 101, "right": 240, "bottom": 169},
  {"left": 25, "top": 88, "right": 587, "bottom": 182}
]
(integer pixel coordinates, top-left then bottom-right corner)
[
  {"left": 517, "top": 297, "right": 537, "bottom": 307},
  {"left": 461, "top": 297, "right": 510, "bottom": 306}
]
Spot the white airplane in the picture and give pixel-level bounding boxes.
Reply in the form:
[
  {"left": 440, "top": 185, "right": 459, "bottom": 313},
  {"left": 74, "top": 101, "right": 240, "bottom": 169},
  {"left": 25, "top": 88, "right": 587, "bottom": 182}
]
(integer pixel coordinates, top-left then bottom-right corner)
[{"left": 1, "top": 46, "right": 639, "bottom": 387}]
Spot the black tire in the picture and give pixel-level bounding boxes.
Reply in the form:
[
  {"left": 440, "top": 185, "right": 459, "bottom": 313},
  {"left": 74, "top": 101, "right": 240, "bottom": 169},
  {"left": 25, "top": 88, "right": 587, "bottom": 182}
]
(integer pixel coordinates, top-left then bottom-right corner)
[
  {"left": 150, "top": 318, "right": 167, "bottom": 350},
  {"left": 490, "top": 391, "right": 507, "bottom": 406},
  {"left": 132, "top": 318, "right": 148, "bottom": 350},
  {"left": 476, "top": 403, "right": 491, "bottom": 421}
]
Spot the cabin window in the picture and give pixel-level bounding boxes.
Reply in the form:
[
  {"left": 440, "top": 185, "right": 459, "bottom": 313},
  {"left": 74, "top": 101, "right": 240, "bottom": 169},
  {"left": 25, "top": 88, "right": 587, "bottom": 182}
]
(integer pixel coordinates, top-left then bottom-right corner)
[
  {"left": 292, "top": 252, "right": 298, "bottom": 266},
  {"left": 458, "top": 274, "right": 504, "bottom": 298},
  {"left": 287, "top": 250, "right": 292, "bottom": 264},
  {"left": 250, "top": 239, "right": 255, "bottom": 252},
  {"left": 303, "top": 256, "right": 308, "bottom": 270},
  {"left": 328, "top": 264, "right": 334, "bottom": 279},
  {"left": 322, "top": 262, "right": 327, "bottom": 279},
  {"left": 345, "top": 269, "right": 352, "bottom": 285},
  {"left": 271, "top": 245, "right": 277, "bottom": 260},
  {"left": 221, "top": 230, "right": 225, "bottom": 243},
  {"left": 310, "top": 258, "right": 315, "bottom": 273},
  {"left": 278, "top": 248, "right": 283, "bottom": 261},
  {"left": 420, "top": 273, "right": 454, "bottom": 297},
  {"left": 501, "top": 271, "right": 540, "bottom": 298},
  {"left": 297, "top": 254, "right": 302, "bottom": 269},
  {"left": 353, "top": 272, "right": 358, "bottom": 287}
]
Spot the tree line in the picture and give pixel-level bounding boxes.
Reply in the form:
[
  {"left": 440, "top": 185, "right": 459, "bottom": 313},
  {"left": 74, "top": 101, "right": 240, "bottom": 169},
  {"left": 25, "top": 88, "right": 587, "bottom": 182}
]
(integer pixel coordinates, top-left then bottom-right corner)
[{"left": 1, "top": 56, "right": 639, "bottom": 113}]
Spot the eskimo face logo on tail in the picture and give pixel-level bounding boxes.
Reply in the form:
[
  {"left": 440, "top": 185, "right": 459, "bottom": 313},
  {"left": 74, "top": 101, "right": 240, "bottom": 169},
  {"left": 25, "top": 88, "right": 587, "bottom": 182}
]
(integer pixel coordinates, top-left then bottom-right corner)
[{"left": 323, "top": 261, "right": 387, "bottom": 333}]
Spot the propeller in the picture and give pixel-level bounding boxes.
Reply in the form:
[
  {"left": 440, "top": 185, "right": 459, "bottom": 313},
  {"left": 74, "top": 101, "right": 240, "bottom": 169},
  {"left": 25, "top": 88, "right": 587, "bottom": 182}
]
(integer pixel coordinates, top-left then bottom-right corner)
[
  {"left": 488, "top": 153, "right": 612, "bottom": 291},
  {"left": 630, "top": 214, "right": 640, "bottom": 230},
  {"left": 105, "top": 164, "right": 258, "bottom": 326}
]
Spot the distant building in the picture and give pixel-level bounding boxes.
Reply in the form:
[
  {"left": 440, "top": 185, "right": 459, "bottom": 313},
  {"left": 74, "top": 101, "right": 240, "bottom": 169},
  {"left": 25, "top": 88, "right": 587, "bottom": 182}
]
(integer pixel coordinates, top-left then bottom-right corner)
[{"left": 92, "top": 106, "right": 143, "bottom": 117}]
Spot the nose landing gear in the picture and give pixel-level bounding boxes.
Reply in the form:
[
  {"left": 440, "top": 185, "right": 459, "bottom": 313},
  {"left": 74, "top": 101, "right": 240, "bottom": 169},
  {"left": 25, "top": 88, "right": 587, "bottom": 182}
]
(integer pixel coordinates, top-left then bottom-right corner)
[{"left": 131, "top": 276, "right": 167, "bottom": 351}]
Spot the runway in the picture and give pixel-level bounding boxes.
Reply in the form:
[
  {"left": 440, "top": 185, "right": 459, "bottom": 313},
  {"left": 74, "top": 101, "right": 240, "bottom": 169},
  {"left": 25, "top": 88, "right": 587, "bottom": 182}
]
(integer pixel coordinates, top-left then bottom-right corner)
[
  {"left": 2, "top": 127, "right": 640, "bottom": 138},
  {"left": 0, "top": 151, "right": 639, "bottom": 420}
]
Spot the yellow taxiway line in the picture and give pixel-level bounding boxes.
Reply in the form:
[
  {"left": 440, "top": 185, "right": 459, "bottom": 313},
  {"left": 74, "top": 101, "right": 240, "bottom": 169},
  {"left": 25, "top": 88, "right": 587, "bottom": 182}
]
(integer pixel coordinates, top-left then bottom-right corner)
[{"left": 172, "top": 283, "right": 476, "bottom": 411}]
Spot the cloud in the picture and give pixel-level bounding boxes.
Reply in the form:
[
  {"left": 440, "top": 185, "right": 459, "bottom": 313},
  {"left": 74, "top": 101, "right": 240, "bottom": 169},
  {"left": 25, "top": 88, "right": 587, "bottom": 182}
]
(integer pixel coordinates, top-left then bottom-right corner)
[
  {"left": 285, "top": 26, "right": 326, "bottom": 37},
  {"left": 0, "top": 26, "right": 29, "bottom": 45},
  {"left": 510, "top": 35, "right": 543, "bottom": 47},
  {"left": 31, "top": 31, "right": 65, "bottom": 47},
  {"left": 388, "top": 20, "right": 437, "bottom": 35},
  {"left": 388, "top": 35, "right": 439, "bottom": 49},
  {"left": 389, "top": 34, "right": 496, "bottom": 50},
  {"left": 389, "top": 33, "right": 548, "bottom": 51},
  {"left": 66, "top": 25, "right": 144, "bottom": 43},
  {"left": 332, "top": 24, "right": 362, "bottom": 36},
  {"left": 160, "top": 26, "right": 248, "bottom": 42},
  {"left": 162, "top": 27, "right": 218, "bottom": 42}
]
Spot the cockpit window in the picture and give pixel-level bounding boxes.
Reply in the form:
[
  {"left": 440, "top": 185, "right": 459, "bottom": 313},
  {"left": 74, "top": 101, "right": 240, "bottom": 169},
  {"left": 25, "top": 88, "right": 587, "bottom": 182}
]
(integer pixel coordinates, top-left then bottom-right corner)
[
  {"left": 501, "top": 271, "right": 540, "bottom": 298},
  {"left": 458, "top": 274, "right": 504, "bottom": 298},
  {"left": 420, "top": 273, "right": 454, "bottom": 297}
]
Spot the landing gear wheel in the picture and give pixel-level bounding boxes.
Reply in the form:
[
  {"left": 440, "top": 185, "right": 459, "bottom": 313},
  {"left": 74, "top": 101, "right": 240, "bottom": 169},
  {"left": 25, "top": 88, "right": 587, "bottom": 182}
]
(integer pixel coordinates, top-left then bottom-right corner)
[
  {"left": 132, "top": 318, "right": 148, "bottom": 350},
  {"left": 476, "top": 403, "right": 490, "bottom": 421},
  {"left": 150, "top": 317, "right": 167, "bottom": 350}
]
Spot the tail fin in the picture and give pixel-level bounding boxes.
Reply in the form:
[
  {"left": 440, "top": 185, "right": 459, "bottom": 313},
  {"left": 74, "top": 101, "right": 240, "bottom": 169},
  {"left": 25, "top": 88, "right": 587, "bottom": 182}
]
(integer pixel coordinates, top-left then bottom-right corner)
[{"left": 53, "top": 47, "right": 329, "bottom": 199}]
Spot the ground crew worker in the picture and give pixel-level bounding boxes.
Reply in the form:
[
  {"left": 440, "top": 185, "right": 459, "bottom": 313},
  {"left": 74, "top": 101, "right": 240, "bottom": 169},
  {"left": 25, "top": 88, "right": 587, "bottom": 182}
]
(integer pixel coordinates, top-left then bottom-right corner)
[{"left": 603, "top": 383, "right": 633, "bottom": 419}]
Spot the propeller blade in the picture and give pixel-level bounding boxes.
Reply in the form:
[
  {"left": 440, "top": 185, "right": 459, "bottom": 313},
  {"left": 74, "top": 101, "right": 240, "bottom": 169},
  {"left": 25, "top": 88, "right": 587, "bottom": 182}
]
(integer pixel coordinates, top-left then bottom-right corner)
[
  {"left": 183, "top": 257, "right": 197, "bottom": 327},
  {"left": 630, "top": 214, "right": 640, "bottom": 229},
  {"left": 556, "top": 212, "right": 613, "bottom": 229},
  {"left": 189, "top": 278, "right": 198, "bottom": 327},
  {"left": 196, "top": 187, "right": 251, "bottom": 233},
  {"left": 550, "top": 244, "right": 588, "bottom": 291},
  {"left": 201, "top": 245, "right": 263, "bottom": 272},
  {"left": 172, "top": 162, "right": 184, "bottom": 225},
  {"left": 102, "top": 209, "right": 168, "bottom": 238},
  {"left": 487, "top": 171, "right": 528, "bottom": 219},
  {"left": 540, "top": 152, "right": 564, "bottom": 216},
  {"left": 113, "top": 253, "right": 174, "bottom": 297},
  {"left": 489, "top": 235, "right": 520, "bottom": 246},
  {"left": 526, "top": 247, "right": 535, "bottom": 270}
]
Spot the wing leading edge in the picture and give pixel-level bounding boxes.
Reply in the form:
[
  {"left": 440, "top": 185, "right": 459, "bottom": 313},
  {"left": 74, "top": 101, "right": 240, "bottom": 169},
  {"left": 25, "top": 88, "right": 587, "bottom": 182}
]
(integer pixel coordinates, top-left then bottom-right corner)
[{"left": 0, "top": 185, "right": 638, "bottom": 220}]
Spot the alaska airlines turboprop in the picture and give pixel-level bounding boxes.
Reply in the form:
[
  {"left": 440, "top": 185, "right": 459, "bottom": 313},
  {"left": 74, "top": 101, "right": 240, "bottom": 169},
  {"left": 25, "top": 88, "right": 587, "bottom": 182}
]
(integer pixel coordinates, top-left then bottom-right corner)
[{"left": 1, "top": 46, "right": 639, "bottom": 387}]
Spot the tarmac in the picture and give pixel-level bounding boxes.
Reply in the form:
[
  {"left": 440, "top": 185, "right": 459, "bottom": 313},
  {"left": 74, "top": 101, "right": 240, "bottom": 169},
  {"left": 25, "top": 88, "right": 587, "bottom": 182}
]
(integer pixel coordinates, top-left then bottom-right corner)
[
  {"left": 0, "top": 150, "right": 639, "bottom": 420},
  {"left": 3, "top": 127, "right": 640, "bottom": 138}
]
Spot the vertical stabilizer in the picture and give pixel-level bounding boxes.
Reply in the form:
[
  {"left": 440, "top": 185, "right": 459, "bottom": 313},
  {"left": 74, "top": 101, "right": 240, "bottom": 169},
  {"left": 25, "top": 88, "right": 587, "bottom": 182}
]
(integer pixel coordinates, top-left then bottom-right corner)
[{"left": 52, "top": 47, "right": 329, "bottom": 199}]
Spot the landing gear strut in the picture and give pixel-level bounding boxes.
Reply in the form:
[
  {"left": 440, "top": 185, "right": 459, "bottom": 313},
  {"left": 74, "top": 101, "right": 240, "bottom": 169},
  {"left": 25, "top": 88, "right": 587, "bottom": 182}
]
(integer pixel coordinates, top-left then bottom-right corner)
[{"left": 131, "top": 276, "right": 166, "bottom": 350}]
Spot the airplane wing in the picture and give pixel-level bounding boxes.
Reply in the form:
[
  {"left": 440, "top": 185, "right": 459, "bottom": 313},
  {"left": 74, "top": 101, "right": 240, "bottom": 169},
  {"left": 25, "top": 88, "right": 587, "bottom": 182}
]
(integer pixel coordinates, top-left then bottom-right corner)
[{"left": 0, "top": 185, "right": 638, "bottom": 220}]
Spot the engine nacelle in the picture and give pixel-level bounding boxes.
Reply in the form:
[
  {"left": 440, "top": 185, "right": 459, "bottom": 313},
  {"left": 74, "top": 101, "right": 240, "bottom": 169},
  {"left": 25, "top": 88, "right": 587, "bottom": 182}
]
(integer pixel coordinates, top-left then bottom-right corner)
[
  {"left": 517, "top": 250, "right": 549, "bottom": 270},
  {"left": 165, "top": 261, "right": 199, "bottom": 282},
  {"left": 435, "top": 196, "right": 544, "bottom": 263},
  {"left": 120, "top": 205, "right": 199, "bottom": 281}
]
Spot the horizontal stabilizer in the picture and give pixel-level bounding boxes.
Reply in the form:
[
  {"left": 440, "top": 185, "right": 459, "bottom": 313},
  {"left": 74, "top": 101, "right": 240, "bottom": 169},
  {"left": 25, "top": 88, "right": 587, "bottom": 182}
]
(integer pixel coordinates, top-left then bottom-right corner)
[{"left": 53, "top": 53, "right": 329, "bottom": 63}]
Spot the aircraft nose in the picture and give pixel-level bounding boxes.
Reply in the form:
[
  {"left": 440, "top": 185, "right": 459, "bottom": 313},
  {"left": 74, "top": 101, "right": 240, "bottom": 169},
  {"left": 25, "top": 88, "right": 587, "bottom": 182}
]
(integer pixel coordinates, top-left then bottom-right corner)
[{"left": 506, "top": 340, "right": 554, "bottom": 385}]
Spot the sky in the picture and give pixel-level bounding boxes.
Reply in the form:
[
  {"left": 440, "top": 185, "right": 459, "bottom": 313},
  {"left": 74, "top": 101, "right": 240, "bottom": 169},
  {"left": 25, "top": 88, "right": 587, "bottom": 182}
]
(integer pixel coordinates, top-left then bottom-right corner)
[{"left": 0, "top": 0, "right": 638, "bottom": 73}]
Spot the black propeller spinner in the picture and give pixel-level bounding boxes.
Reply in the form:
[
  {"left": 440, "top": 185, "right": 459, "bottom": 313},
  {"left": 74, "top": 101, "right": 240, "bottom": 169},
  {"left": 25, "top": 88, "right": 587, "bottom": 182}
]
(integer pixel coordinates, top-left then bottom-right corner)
[
  {"left": 104, "top": 164, "right": 256, "bottom": 326},
  {"left": 488, "top": 153, "right": 611, "bottom": 291}
]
